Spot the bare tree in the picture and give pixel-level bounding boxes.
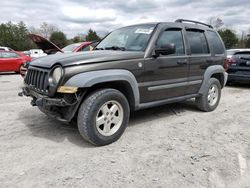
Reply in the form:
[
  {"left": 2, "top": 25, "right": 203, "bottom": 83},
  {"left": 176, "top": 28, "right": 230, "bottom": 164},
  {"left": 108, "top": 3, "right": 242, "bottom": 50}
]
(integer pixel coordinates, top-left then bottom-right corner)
[
  {"left": 207, "top": 17, "right": 224, "bottom": 30},
  {"left": 29, "top": 22, "right": 59, "bottom": 39}
]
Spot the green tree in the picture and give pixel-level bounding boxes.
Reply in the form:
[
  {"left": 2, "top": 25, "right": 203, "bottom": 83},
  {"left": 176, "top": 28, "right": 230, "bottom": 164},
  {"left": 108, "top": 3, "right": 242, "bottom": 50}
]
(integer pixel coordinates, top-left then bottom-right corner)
[
  {"left": 218, "top": 29, "right": 238, "bottom": 49},
  {"left": 49, "top": 31, "right": 67, "bottom": 48},
  {"left": 85, "top": 29, "right": 101, "bottom": 41},
  {"left": 72, "top": 36, "right": 81, "bottom": 43},
  {"left": 0, "top": 21, "right": 36, "bottom": 50},
  {"left": 245, "top": 37, "right": 250, "bottom": 48}
]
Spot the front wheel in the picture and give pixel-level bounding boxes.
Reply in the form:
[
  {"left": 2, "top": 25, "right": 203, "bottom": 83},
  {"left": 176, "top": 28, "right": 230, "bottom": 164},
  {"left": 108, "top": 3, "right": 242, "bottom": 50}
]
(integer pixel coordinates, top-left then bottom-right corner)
[
  {"left": 77, "top": 89, "right": 130, "bottom": 146},
  {"left": 196, "top": 78, "right": 221, "bottom": 112}
]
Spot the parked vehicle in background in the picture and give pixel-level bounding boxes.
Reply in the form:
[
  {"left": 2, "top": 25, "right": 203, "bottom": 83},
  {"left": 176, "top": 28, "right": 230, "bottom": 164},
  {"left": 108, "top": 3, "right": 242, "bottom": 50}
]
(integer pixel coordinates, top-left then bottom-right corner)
[
  {"left": 20, "top": 19, "right": 227, "bottom": 146},
  {"left": 0, "top": 46, "right": 14, "bottom": 51},
  {"left": 20, "top": 34, "right": 99, "bottom": 77},
  {"left": 29, "top": 34, "right": 63, "bottom": 54},
  {"left": 227, "top": 49, "right": 250, "bottom": 58},
  {"left": 29, "top": 34, "right": 98, "bottom": 54},
  {"left": 62, "top": 42, "right": 98, "bottom": 53},
  {"left": 225, "top": 49, "right": 250, "bottom": 83},
  {"left": 29, "top": 49, "right": 47, "bottom": 58},
  {"left": 0, "top": 50, "right": 32, "bottom": 74},
  {"left": 22, "top": 51, "right": 31, "bottom": 56}
]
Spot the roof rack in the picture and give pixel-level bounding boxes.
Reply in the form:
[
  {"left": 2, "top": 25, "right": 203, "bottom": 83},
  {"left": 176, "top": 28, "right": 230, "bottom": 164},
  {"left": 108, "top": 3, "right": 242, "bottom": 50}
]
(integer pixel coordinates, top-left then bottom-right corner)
[{"left": 175, "top": 19, "right": 213, "bottom": 29}]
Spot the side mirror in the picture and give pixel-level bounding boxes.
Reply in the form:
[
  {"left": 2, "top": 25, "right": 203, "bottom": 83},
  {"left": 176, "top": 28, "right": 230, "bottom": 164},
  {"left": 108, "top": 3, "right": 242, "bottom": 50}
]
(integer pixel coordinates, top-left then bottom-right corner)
[{"left": 154, "top": 43, "right": 176, "bottom": 57}]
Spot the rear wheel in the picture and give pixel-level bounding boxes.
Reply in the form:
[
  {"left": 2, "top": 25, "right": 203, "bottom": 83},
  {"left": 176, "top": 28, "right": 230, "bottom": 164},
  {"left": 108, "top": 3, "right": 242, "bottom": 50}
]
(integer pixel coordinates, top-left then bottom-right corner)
[
  {"left": 16, "top": 64, "right": 24, "bottom": 75},
  {"left": 196, "top": 78, "right": 221, "bottom": 112},
  {"left": 77, "top": 89, "right": 130, "bottom": 146}
]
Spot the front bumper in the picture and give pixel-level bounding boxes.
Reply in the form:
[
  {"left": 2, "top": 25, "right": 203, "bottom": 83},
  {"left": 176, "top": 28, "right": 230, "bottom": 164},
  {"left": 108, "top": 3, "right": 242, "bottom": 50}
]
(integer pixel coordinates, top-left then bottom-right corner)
[
  {"left": 20, "top": 86, "right": 73, "bottom": 107},
  {"left": 19, "top": 85, "right": 85, "bottom": 122}
]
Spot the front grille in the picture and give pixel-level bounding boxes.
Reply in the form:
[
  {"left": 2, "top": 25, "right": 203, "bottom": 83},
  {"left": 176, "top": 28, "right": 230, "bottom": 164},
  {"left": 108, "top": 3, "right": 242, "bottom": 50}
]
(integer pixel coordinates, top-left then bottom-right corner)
[{"left": 24, "top": 67, "right": 49, "bottom": 94}]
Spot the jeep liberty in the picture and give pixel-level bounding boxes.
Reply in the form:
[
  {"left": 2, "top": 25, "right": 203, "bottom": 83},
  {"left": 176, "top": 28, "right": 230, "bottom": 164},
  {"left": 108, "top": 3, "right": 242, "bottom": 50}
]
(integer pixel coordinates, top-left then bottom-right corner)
[{"left": 19, "top": 19, "right": 228, "bottom": 146}]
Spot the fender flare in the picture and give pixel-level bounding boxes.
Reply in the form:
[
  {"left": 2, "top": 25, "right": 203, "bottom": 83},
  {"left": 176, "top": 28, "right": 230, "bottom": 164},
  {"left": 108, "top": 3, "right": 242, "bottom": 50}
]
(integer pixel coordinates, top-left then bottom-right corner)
[
  {"left": 199, "top": 65, "right": 228, "bottom": 94},
  {"left": 64, "top": 69, "right": 140, "bottom": 108}
]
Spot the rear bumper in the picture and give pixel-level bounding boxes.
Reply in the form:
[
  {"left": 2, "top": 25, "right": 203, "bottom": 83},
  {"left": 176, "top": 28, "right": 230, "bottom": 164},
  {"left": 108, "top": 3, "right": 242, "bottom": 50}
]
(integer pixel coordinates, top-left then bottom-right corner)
[{"left": 228, "top": 73, "right": 250, "bottom": 83}]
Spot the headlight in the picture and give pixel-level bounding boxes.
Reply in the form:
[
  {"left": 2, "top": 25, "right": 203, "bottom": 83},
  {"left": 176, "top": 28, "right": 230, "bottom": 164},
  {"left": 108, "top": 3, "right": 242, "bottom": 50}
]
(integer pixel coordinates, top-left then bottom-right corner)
[{"left": 51, "top": 66, "right": 63, "bottom": 85}]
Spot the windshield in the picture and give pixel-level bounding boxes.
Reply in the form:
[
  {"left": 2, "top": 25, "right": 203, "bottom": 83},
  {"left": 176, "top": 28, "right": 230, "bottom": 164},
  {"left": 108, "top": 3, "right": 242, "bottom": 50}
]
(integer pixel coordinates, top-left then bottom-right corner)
[
  {"left": 62, "top": 43, "right": 81, "bottom": 52},
  {"left": 95, "top": 24, "right": 156, "bottom": 51}
]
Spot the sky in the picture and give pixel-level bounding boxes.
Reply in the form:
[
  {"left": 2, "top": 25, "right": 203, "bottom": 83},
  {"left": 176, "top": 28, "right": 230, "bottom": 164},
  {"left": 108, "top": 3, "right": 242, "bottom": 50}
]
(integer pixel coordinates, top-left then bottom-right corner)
[{"left": 1, "top": 0, "right": 250, "bottom": 38}]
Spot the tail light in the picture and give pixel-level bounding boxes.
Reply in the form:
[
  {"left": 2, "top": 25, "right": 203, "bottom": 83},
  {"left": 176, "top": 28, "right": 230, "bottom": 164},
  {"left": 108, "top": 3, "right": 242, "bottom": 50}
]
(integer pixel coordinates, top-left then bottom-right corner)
[{"left": 224, "top": 58, "right": 236, "bottom": 71}]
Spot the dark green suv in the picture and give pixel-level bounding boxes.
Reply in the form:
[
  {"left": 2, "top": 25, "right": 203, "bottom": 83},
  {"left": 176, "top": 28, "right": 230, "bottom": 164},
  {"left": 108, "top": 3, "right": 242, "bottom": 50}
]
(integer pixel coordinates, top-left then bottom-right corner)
[{"left": 20, "top": 19, "right": 227, "bottom": 146}]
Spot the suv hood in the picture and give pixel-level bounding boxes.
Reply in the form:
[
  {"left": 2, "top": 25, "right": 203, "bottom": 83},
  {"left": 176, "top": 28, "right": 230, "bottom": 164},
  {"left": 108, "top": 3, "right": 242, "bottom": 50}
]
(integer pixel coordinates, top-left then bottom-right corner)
[
  {"left": 29, "top": 34, "right": 63, "bottom": 54},
  {"left": 30, "top": 50, "right": 145, "bottom": 68}
]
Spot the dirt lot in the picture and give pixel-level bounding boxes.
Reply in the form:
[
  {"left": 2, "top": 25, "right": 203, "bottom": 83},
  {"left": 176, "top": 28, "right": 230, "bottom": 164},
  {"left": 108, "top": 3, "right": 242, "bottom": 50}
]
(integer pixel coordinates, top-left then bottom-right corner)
[{"left": 0, "top": 74, "right": 250, "bottom": 188}]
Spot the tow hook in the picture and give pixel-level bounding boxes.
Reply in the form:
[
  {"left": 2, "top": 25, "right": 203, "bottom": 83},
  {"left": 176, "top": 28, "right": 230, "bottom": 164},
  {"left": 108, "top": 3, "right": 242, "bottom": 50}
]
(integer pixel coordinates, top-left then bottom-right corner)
[
  {"left": 30, "top": 99, "right": 37, "bottom": 106},
  {"left": 18, "top": 92, "right": 23, "bottom": 97}
]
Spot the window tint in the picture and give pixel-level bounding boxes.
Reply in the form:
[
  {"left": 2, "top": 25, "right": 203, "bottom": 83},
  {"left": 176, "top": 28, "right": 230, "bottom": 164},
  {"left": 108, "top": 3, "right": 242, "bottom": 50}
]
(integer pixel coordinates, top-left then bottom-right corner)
[
  {"left": 187, "top": 30, "right": 209, "bottom": 54},
  {"left": 207, "top": 31, "right": 224, "bottom": 54},
  {"left": 156, "top": 29, "right": 185, "bottom": 55},
  {"left": 2, "top": 52, "right": 19, "bottom": 58}
]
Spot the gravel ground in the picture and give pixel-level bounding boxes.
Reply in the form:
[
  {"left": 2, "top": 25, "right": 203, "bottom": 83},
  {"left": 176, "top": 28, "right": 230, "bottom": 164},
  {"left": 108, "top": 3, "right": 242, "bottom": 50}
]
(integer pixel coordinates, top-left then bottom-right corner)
[{"left": 0, "top": 74, "right": 250, "bottom": 188}]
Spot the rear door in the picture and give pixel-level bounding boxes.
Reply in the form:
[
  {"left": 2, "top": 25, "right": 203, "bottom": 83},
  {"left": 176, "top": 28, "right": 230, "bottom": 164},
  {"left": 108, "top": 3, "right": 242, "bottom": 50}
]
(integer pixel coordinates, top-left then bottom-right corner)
[
  {"left": 0, "top": 52, "right": 21, "bottom": 71},
  {"left": 185, "top": 29, "right": 211, "bottom": 95},
  {"left": 0, "top": 52, "right": 5, "bottom": 71}
]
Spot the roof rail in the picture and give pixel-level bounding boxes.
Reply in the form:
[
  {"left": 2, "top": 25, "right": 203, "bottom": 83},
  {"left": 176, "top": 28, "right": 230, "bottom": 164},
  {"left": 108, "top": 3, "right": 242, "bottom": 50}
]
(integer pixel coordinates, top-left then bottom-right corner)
[{"left": 175, "top": 19, "right": 213, "bottom": 29}]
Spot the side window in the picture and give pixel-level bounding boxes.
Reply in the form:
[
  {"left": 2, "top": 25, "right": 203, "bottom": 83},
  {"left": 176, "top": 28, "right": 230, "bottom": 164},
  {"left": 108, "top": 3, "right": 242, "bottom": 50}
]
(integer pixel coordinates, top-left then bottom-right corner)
[
  {"left": 186, "top": 30, "right": 209, "bottom": 54},
  {"left": 206, "top": 31, "right": 225, "bottom": 54},
  {"left": 2, "top": 52, "right": 19, "bottom": 58},
  {"left": 156, "top": 29, "right": 185, "bottom": 55}
]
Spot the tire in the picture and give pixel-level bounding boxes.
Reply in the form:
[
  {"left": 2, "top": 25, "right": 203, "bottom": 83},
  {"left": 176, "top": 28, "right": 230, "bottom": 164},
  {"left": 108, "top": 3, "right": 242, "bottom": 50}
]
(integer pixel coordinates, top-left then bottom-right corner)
[
  {"left": 19, "top": 64, "right": 26, "bottom": 77},
  {"left": 196, "top": 78, "right": 221, "bottom": 112},
  {"left": 77, "top": 89, "right": 130, "bottom": 146},
  {"left": 16, "top": 64, "right": 24, "bottom": 74}
]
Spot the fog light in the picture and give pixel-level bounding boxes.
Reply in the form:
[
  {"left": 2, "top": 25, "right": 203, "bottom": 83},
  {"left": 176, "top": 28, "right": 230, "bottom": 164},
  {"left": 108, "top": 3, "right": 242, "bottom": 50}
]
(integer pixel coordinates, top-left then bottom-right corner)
[{"left": 57, "top": 86, "right": 78, "bottom": 93}]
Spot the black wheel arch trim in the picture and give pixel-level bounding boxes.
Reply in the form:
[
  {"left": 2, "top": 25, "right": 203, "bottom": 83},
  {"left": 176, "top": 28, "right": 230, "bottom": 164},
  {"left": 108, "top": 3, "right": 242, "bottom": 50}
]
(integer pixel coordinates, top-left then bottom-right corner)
[
  {"left": 64, "top": 69, "right": 140, "bottom": 109},
  {"left": 199, "top": 65, "right": 228, "bottom": 94}
]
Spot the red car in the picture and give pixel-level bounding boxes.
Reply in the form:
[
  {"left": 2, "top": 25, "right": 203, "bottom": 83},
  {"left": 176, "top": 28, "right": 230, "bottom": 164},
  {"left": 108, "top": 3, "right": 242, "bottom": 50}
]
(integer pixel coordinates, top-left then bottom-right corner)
[
  {"left": 29, "top": 34, "right": 98, "bottom": 54},
  {"left": 0, "top": 50, "right": 32, "bottom": 74},
  {"left": 62, "top": 41, "right": 96, "bottom": 53}
]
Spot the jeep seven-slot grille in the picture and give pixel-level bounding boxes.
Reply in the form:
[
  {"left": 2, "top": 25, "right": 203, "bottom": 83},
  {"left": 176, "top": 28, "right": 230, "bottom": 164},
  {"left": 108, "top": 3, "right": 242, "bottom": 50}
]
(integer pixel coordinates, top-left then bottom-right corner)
[{"left": 25, "top": 68, "right": 49, "bottom": 94}]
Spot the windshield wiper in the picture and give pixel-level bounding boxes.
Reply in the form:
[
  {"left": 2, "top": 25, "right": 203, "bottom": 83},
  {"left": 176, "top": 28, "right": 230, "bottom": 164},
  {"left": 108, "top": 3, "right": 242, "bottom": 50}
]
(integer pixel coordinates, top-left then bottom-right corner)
[
  {"left": 105, "top": 46, "right": 126, "bottom": 51},
  {"left": 95, "top": 47, "right": 104, "bottom": 50}
]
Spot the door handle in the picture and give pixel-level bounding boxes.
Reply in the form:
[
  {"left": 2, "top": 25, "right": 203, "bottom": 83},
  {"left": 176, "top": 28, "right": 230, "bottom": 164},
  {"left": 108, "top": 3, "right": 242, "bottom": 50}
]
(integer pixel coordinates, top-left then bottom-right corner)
[
  {"left": 206, "top": 59, "right": 213, "bottom": 64},
  {"left": 177, "top": 59, "right": 188, "bottom": 65}
]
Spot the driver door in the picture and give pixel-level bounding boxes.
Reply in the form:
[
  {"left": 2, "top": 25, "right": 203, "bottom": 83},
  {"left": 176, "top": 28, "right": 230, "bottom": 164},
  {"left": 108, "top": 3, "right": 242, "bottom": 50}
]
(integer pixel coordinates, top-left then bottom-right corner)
[{"left": 141, "top": 28, "right": 189, "bottom": 103}]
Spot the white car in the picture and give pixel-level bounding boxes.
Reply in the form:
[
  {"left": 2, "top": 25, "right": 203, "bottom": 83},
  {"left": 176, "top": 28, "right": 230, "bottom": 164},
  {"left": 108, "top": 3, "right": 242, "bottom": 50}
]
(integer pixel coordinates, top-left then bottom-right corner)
[
  {"left": 0, "top": 46, "right": 14, "bottom": 51},
  {"left": 227, "top": 49, "right": 250, "bottom": 58},
  {"left": 29, "top": 49, "right": 47, "bottom": 58}
]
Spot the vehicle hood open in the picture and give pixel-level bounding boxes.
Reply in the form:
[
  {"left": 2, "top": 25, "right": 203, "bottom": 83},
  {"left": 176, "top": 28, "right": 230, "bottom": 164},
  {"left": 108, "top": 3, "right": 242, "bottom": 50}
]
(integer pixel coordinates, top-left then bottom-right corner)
[
  {"left": 29, "top": 34, "right": 63, "bottom": 54},
  {"left": 30, "top": 50, "right": 145, "bottom": 68}
]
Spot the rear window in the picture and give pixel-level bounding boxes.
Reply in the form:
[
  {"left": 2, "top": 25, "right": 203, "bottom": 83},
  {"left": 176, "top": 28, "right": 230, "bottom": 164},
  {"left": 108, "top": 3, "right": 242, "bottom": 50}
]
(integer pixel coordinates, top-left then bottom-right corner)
[
  {"left": 186, "top": 30, "right": 209, "bottom": 54},
  {"left": 235, "top": 51, "right": 250, "bottom": 55},
  {"left": 207, "top": 31, "right": 224, "bottom": 54}
]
